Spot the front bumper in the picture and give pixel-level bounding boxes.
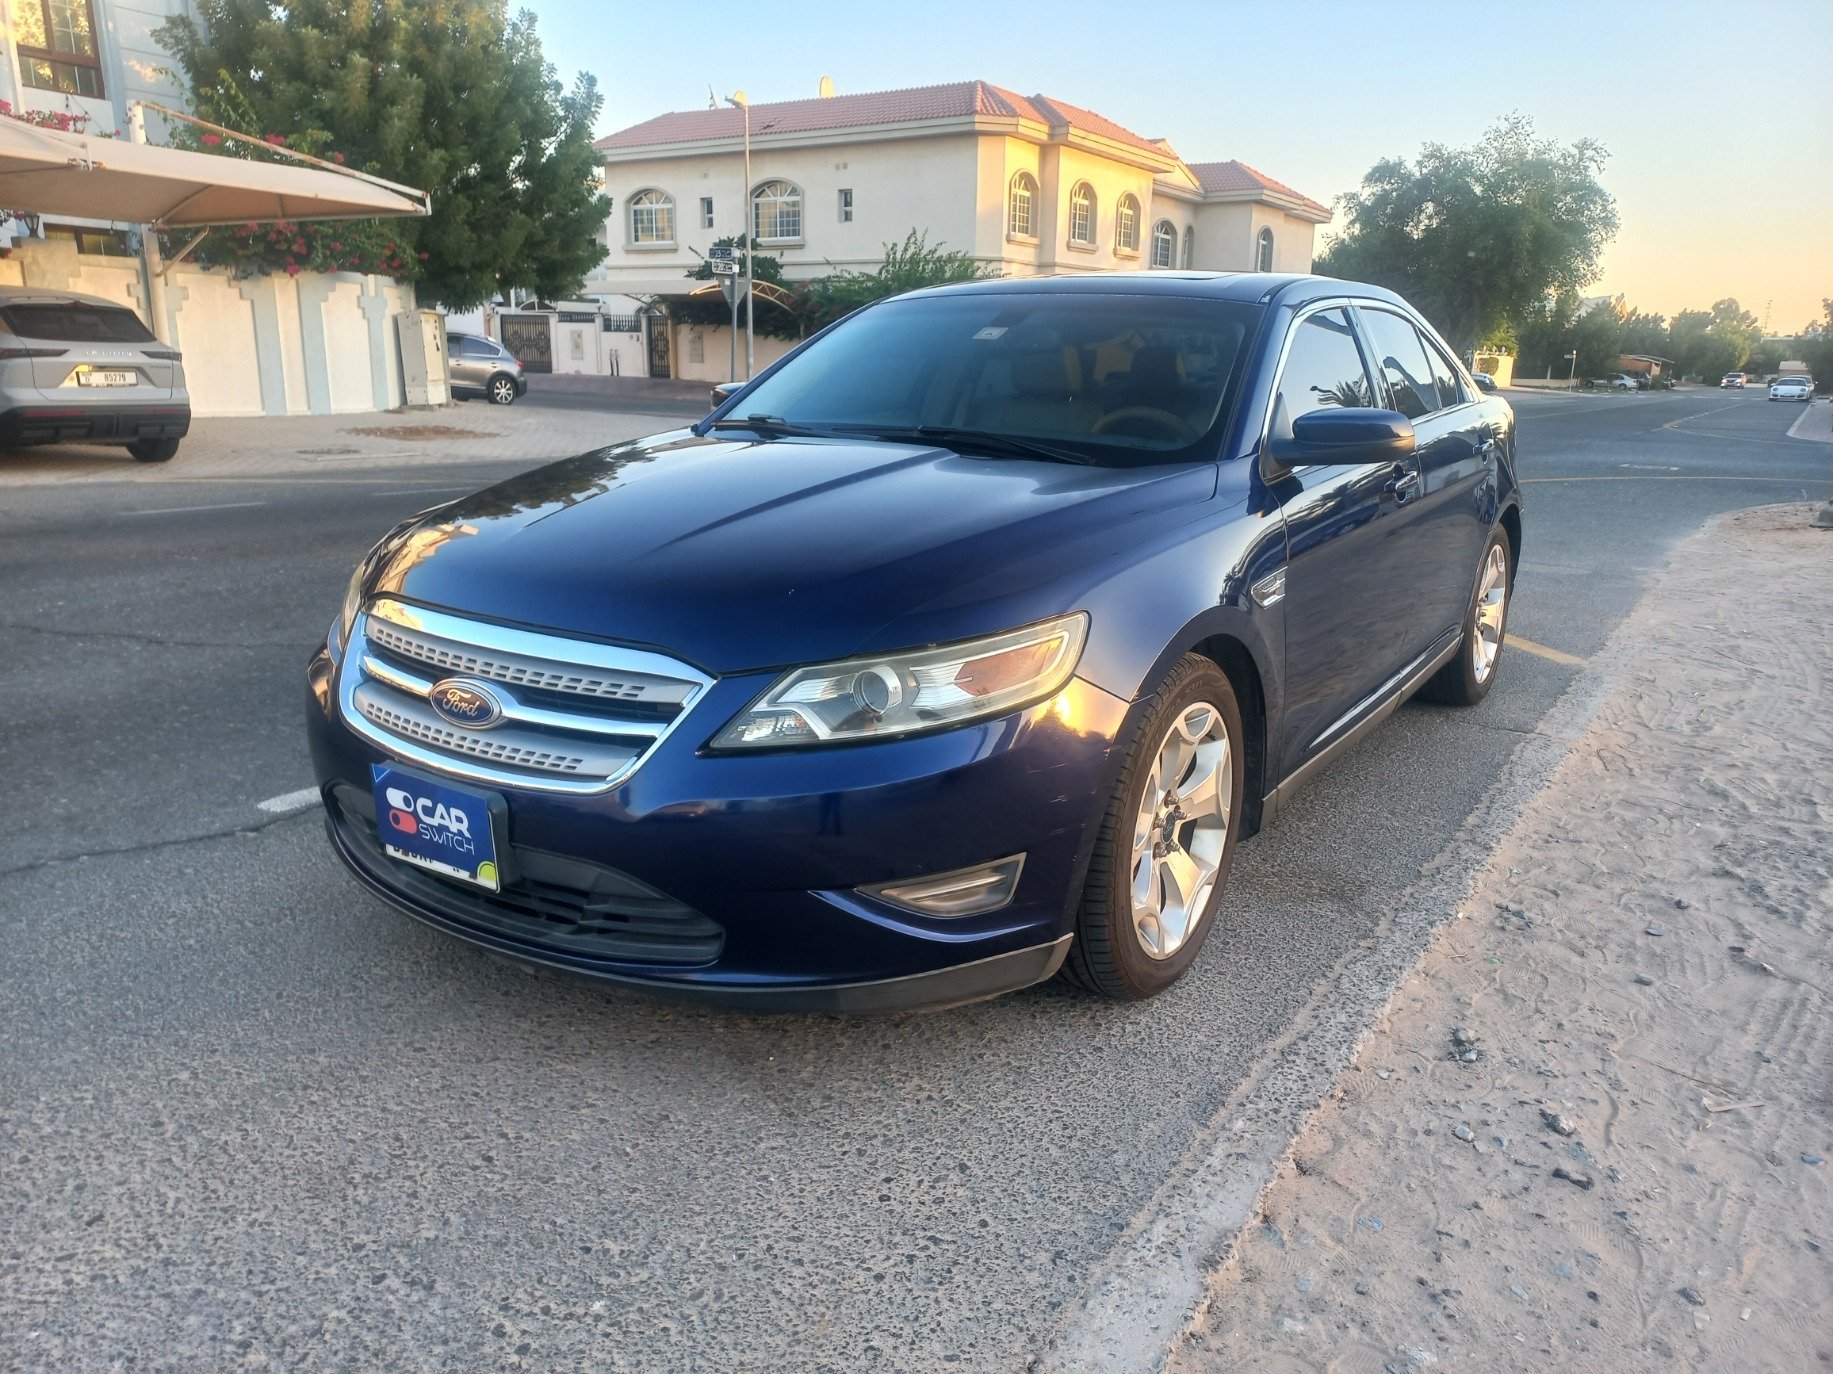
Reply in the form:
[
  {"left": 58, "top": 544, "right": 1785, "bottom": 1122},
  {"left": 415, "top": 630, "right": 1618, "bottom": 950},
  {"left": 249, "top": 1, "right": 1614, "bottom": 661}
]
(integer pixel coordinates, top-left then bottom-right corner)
[
  {"left": 307, "top": 641, "right": 1131, "bottom": 1011},
  {"left": 0, "top": 402, "right": 189, "bottom": 447}
]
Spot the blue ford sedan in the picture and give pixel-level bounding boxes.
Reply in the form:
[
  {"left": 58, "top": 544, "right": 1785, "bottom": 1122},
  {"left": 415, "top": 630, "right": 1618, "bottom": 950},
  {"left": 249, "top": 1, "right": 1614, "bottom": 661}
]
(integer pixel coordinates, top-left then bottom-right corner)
[{"left": 307, "top": 273, "right": 1520, "bottom": 1011}]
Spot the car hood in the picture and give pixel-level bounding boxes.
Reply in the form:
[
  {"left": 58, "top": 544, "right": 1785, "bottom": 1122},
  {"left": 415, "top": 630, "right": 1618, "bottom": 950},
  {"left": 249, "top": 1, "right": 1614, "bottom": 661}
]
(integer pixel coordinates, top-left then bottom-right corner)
[{"left": 368, "top": 430, "right": 1216, "bottom": 674}]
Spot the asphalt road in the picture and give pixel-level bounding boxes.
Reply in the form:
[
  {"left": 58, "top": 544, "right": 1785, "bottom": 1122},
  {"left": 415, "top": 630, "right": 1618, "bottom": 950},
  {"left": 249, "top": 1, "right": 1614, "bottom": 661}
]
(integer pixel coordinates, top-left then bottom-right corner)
[{"left": 2, "top": 388, "right": 1827, "bottom": 1372}]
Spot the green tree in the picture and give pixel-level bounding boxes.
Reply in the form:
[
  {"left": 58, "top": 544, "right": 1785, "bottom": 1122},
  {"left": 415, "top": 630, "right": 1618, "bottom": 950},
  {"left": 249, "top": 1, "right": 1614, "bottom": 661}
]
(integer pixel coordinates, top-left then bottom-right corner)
[
  {"left": 156, "top": 0, "right": 610, "bottom": 308},
  {"left": 1568, "top": 299, "right": 1626, "bottom": 377},
  {"left": 1796, "top": 300, "right": 1833, "bottom": 391},
  {"left": 1317, "top": 115, "right": 1618, "bottom": 351},
  {"left": 1667, "top": 298, "right": 1761, "bottom": 380}
]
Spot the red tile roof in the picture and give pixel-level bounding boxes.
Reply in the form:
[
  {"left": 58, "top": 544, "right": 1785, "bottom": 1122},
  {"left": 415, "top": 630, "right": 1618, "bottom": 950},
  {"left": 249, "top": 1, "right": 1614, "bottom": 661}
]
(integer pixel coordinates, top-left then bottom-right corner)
[
  {"left": 1187, "top": 160, "right": 1329, "bottom": 216},
  {"left": 596, "top": 80, "right": 1165, "bottom": 156}
]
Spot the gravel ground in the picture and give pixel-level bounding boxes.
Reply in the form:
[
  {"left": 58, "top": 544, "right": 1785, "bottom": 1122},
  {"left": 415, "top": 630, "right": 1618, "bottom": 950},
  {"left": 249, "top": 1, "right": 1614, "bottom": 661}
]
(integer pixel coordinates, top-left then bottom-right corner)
[{"left": 1172, "top": 504, "right": 1832, "bottom": 1373}]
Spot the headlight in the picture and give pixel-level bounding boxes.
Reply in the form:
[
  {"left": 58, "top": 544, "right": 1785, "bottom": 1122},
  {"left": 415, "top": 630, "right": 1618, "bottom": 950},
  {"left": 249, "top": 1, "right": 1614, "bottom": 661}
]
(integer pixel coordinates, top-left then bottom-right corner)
[
  {"left": 710, "top": 613, "right": 1088, "bottom": 750},
  {"left": 335, "top": 560, "right": 367, "bottom": 650}
]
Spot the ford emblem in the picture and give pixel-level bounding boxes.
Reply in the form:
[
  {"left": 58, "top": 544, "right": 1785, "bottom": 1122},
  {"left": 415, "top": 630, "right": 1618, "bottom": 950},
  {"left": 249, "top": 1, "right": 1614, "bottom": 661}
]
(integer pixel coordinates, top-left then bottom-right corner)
[{"left": 427, "top": 677, "right": 506, "bottom": 730}]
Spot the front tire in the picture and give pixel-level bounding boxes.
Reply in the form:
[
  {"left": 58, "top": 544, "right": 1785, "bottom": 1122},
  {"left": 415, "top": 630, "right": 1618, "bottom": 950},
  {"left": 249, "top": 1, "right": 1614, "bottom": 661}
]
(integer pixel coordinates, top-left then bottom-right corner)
[
  {"left": 127, "top": 437, "right": 179, "bottom": 463},
  {"left": 1418, "top": 527, "right": 1512, "bottom": 707},
  {"left": 1061, "top": 655, "right": 1244, "bottom": 1001},
  {"left": 487, "top": 373, "right": 518, "bottom": 406}
]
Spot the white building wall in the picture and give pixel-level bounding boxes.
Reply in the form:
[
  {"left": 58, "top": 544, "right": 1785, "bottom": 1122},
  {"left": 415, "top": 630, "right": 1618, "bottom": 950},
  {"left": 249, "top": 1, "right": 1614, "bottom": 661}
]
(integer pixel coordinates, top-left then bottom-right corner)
[
  {"left": 0, "top": 240, "right": 413, "bottom": 416},
  {"left": 596, "top": 132, "right": 987, "bottom": 291}
]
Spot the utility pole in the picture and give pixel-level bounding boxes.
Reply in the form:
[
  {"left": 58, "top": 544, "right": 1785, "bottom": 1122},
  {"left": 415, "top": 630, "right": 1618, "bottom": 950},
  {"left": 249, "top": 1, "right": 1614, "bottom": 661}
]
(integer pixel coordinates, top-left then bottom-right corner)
[{"left": 725, "top": 91, "right": 755, "bottom": 379}]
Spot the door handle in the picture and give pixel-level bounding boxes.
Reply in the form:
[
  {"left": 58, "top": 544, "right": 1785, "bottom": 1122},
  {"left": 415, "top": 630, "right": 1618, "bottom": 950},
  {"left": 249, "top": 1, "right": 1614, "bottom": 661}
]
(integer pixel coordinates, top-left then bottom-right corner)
[{"left": 1384, "top": 465, "right": 1420, "bottom": 502}]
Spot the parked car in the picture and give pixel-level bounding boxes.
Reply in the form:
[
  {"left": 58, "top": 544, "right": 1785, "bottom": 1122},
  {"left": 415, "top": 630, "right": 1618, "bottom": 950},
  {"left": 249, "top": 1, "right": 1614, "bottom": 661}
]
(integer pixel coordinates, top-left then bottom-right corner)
[
  {"left": 1720, "top": 373, "right": 1747, "bottom": 389},
  {"left": 1471, "top": 370, "right": 1498, "bottom": 393},
  {"left": 1768, "top": 375, "right": 1814, "bottom": 402},
  {"left": 0, "top": 286, "right": 189, "bottom": 462},
  {"left": 310, "top": 274, "right": 1521, "bottom": 1010},
  {"left": 446, "top": 331, "right": 527, "bottom": 405},
  {"left": 1609, "top": 374, "right": 1639, "bottom": 391}
]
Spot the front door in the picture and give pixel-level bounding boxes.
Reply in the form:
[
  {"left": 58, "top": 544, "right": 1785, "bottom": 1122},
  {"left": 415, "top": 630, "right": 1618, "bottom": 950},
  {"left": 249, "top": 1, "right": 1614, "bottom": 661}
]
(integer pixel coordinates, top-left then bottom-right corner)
[
  {"left": 644, "top": 310, "right": 672, "bottom": 379},
  {"left": 1266, "top": 306, "right": 1428, "bottom": 781}
]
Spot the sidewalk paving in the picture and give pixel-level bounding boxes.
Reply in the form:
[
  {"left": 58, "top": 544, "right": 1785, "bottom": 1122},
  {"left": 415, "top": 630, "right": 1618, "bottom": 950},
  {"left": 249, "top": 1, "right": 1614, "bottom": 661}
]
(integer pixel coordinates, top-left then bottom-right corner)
[
  {"left": 524, "top": 372, "right": 713, "bottom": 405},
  {"left": 1785, "top": 397, "right": 1833, "bottom": 444},
  {"left": 1173, "top": 504, "right": 1831, "bottom": 1373},
  {"left": 0, "top": 399, "right": 690, "bottom": 486}
]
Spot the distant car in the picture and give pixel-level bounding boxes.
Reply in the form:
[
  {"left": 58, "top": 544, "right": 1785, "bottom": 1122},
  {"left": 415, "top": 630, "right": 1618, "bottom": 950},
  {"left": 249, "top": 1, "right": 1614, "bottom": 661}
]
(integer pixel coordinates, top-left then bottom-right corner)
[
  {"left": 1471, "top": 370, "right": 1498, "bottom": 393},
  {"left": 0, "top": 286, "right": 189, "bottom": 462},
  {"left": 1768, "top": 376, "right": 1813, "bottom": 402},
  {"left": 1720, "top": 373, "right": 1747, "bottom": 389},
  {"left": 1607, "top": 374, "right": 1638, "bottom": 391},
  {"left": 447, "top": 332, "right": 527, "bottom": 405}
]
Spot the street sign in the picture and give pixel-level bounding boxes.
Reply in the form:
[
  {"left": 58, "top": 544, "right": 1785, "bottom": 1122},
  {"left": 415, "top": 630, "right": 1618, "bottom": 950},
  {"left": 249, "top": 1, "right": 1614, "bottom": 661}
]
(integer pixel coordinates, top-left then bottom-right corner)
[
  {"left": 719, "top": 275, "right": 748, "bottom": 309},
  {"left": 708, "top": 244, "right": 736, "bottom": 263},
  {"left": 709, "top": 259, "right": 740, "bottom": 276}
]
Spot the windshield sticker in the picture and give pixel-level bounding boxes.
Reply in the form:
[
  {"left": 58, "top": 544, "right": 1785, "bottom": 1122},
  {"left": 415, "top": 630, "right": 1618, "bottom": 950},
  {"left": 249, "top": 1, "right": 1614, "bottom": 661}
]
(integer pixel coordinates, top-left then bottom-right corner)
[{"left": 972, "top": 327, "right": 1008, "bottom": 341}]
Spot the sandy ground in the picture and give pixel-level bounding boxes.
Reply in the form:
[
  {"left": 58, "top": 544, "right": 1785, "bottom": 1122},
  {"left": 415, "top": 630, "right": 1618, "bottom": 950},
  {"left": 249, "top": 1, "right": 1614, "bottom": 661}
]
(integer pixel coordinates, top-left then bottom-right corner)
[{"left": 1171, "top": 504, "right": 1832, "bottom": 1373}]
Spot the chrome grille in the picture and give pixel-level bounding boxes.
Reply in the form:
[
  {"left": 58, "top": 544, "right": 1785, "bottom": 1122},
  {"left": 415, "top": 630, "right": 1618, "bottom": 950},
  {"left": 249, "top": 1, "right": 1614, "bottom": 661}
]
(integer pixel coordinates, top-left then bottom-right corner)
[{"left": 338, "top": 597, "right": 711, "bottom": 795}]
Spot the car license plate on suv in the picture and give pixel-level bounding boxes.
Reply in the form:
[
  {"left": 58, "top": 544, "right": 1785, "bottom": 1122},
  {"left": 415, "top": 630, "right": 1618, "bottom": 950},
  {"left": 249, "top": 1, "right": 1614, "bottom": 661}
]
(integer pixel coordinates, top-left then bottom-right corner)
[
  {"left": 77, "top": 370, "right": 137, "bottom": 387},
  {"left": 371, "top": 763, "right": 503, "bottom": 891}
]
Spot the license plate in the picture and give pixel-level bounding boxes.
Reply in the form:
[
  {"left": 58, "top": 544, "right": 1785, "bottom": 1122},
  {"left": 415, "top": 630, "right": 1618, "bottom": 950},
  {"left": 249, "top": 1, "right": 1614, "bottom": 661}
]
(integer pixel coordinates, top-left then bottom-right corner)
[
  {"left": 372, "top": 763, "right": 503, "bottom": 891},
  {"left": 77, "top": 370, "right": 137, "bottom": 387}
]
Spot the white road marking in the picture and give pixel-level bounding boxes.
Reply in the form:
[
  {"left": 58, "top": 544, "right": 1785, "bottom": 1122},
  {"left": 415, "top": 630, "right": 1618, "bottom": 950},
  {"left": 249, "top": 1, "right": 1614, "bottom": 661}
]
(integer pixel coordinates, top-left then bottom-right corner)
[
  {"left": 121, "top": 500, "right": 267, "bottom": 517},
  {"left": 257, "top": 787, "right": 322, "bottom": 815}
]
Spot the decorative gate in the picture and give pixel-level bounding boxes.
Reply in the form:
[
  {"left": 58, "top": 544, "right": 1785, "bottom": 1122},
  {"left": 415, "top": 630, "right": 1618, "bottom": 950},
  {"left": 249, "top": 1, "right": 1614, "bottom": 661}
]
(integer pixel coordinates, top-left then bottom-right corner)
[
  {"left": 642, "top": 307, "right": 671, "bottom": 379},
  {"left": 499, "top": 313, "right": 553, "bottom": 373}
]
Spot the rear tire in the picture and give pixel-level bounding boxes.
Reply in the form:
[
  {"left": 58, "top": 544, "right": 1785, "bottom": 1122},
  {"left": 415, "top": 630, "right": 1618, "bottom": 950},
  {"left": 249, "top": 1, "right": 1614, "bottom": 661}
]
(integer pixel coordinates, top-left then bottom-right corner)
[
  {"left": 487, "top": 373, "right": 518, "bottom": 406},
  {"left": 127, "top": 437, "right": 179, "bottom": 463},
  {"left": 1061, "top": 655, "right": 1244, "bottom": 1001},
  {"left": 1418, "top": 527, "right": 1512, "bottom": 707}
]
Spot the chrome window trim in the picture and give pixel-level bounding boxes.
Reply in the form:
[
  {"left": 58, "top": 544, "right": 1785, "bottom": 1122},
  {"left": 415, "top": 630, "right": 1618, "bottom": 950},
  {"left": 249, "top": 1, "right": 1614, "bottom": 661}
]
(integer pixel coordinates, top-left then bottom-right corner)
[
  {"left": 337, "top": 599, "right": 712, "bottom": 796},
  {"left": 1351, "top": 303, "right": 1482, "bottom": 418}
]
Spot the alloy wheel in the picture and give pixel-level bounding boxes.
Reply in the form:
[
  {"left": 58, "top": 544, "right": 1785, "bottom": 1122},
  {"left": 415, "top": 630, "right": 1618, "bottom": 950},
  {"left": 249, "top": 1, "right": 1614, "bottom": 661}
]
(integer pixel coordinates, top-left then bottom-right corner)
[
  {"left": 1471, "top": 542, "right": 1509, "bottom": 683},
  {"left": 1130, "top": 701, "right": 1232, "bottom": 960},
  {"left": 491, "top": 377, "right": 516, "bottom": 405}
]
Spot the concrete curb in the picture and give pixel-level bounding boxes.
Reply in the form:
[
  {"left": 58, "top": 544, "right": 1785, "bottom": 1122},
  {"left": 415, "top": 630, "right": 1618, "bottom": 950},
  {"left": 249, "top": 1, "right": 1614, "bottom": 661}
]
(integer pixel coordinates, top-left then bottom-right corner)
[
  {"left": 1784, "top": 397, "right": 1833, "bottom": 443},
  {"left": 1041, "top": 594, "right": 1646, "bottom": 1372}
]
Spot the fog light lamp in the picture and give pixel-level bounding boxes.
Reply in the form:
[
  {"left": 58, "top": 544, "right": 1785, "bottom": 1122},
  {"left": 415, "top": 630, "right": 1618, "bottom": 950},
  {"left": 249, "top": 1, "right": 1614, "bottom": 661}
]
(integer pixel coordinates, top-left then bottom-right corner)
[{"left": 862, "top": 855, "right": 1025, "bottom": 918}]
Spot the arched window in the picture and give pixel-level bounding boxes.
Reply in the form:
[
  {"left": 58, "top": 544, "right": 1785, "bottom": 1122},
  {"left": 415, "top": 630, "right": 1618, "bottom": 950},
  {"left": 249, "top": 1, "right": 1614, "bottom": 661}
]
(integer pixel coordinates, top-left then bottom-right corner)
[
  {"left": 1256, "top": 226, "right": 1275, "bottom": 272},
  {"left": 1068, "top": 182, "right": 1096, "bottom": 246},
  {"left": 1182, "top": 227, "right": 1194, "bottom": 269},
  {"left": 752, "top": 180, "right": 803, "bottom": 242},
  {"left": 1008, "top": 172, "right": 1038, "bottom": 239},
  {"left": 1151, "top": 220, "right": 1176, "bottom": 269},
  {"left": 628, "top": 189, "right": 675, "bottom": 245},
  {"left": 1114, "top": 194, "right": 1140, "bottom": 254}
]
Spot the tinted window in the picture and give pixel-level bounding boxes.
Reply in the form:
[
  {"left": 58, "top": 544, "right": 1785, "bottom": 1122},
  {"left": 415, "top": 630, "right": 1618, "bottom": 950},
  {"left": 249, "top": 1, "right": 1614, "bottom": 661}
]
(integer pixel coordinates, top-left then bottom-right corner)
[
  {"left": 1273, "top": 308, "right": 1375, "bottom": 433},
  {"left": 448, "top": 336, "right": 489, "bottom": 358},
  {"left": 1360, "top": 309, "right": 1439, "bottom": 419},
  {"left": 0, "top": 302, "right": 154, "bottom": 344},
  {"left": 1423, "top": 336, "right": 1465, "bottom": 409},
  {"left": 734, "top": 293, "right": 1260, "bottom": 464}
]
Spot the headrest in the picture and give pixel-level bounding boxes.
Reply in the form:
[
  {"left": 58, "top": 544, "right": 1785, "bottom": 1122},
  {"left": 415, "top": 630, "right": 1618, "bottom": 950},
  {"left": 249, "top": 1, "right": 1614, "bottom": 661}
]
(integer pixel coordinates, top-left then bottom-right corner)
[{"left": 1128, "top": 345, "right": 1184, "bottom": 403}]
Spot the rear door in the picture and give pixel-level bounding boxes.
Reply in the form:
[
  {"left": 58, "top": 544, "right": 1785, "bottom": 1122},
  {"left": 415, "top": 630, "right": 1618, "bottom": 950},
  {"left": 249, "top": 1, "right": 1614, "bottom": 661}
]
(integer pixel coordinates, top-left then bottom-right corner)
[
  {"left": 1354, "top": 305, "right": 1492, "bottom": 652},
  {"left": 1268, "top": 304, "right": 1427, "bottom": 778},
  {"left": 448, "top": 336, "right": 489, "bottom": 389}
]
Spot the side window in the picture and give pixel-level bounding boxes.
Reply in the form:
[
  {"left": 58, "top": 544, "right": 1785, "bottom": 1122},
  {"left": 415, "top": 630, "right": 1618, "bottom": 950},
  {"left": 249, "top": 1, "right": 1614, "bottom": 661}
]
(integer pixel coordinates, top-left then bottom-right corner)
[
  {"left": 1273, "top": 308, "right": 1376, "bottom": 436},
  {"left": 1422, "top": 335, "right": 1466, "bottom": 409},
  {"left": 1360, "top": 309, "right": 1439, "bottom": 420}
]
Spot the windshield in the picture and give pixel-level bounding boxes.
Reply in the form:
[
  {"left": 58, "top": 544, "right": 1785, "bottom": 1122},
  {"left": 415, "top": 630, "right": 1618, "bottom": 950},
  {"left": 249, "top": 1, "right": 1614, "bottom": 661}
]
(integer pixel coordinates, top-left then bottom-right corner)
[
  {"left": 0, "top": 302, "right": 155, "bottom": 344},
  {"left": 726, "top": 292, "right": 1260, "bottom": 464}
]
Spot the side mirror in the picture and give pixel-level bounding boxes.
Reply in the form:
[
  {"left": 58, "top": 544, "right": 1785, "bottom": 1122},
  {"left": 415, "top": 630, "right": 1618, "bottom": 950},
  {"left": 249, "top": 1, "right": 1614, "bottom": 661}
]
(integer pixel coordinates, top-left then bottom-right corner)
[
  {"left": 1287, "top": 408, "right": 1416, "bottom": 463},
  {"left": 709, "top": 381, "right": 742, "bottom": 410}
]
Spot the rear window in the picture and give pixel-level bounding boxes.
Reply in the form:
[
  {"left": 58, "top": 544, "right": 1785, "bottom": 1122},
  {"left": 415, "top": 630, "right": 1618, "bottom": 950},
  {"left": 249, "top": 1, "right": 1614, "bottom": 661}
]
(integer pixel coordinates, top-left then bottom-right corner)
[{"left": 0, "top": 303, "right": 156, "bottom": 344}]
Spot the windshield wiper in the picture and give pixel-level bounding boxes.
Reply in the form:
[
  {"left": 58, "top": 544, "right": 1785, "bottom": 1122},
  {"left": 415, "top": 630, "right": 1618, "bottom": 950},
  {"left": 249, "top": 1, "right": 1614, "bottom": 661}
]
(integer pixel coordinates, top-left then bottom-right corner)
[
  {"left": 829, "top": 424, "right": 1097, "bottom": 466},
  {"left": 708, "top": 413, "right": 831, "bottom": 438}
]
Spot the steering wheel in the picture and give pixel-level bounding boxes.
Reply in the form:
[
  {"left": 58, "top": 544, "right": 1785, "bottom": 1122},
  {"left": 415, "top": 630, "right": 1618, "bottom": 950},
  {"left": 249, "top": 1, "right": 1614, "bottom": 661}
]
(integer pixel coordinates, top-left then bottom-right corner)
[{"left": 1091, "top": 406, "right": 1197, "bottom": 444}]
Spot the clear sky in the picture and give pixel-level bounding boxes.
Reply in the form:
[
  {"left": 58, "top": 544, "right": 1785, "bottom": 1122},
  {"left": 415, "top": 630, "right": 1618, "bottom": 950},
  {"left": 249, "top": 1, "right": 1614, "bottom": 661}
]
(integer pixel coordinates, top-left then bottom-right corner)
[{"left": 525, "top": 0, "right": 1832, "bottom": 333}]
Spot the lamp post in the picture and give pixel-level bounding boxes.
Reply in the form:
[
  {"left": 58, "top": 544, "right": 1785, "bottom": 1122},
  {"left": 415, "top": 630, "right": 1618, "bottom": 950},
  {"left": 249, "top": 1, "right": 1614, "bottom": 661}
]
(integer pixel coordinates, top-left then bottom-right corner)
[{"left": 725, "top": 91, "right": 754, "bottom": 379}]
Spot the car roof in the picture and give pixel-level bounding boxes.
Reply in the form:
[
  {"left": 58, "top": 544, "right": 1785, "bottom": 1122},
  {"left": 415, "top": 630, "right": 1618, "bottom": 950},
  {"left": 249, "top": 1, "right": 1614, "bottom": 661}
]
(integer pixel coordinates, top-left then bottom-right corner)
[
  {"left": 0, "top": 284, "right": 140, "bottom": 311},
  {"left": 898, "top": 270, "right": 1412, "bottom": 312}
]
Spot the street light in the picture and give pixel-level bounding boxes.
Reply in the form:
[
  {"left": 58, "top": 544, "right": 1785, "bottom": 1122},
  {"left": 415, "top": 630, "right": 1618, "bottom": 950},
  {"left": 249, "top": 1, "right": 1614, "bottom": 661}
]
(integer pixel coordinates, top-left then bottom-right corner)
[{"left": 725, "top": 91, "right": 755, "bottom": 379}]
